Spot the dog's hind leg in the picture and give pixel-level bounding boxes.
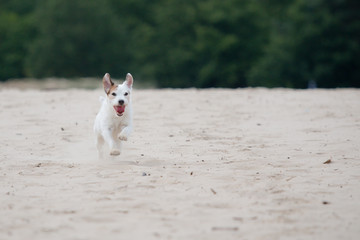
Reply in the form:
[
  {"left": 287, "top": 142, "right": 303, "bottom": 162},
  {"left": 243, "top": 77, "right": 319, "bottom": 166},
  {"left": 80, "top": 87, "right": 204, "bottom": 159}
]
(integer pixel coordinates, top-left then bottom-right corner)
[{"left": 95, "top": 135, "right": 105, "bottom": 158}]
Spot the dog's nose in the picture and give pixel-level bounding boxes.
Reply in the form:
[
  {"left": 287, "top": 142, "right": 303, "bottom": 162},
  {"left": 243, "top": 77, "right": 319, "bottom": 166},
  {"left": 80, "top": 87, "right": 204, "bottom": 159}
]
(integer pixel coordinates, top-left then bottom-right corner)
[{"left": 118, "top": 100, "right": 124, "bottom": 105}]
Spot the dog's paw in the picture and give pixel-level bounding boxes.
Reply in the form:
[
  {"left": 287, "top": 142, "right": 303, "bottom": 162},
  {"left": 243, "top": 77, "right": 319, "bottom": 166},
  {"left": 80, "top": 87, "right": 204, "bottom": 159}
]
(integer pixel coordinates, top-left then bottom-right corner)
[
  {"left": 110, "top": 149, "right": 121, "bottom": 156},
  {"left": 118, "top": 134, "right": 128, "bottom": 141}
]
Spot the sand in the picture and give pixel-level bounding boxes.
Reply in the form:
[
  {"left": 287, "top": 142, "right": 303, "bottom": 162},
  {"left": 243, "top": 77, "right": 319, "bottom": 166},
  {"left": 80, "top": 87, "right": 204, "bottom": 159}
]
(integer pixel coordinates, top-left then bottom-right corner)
[{"left": 0, "top": 87, "right": 359, "bottom": 239}]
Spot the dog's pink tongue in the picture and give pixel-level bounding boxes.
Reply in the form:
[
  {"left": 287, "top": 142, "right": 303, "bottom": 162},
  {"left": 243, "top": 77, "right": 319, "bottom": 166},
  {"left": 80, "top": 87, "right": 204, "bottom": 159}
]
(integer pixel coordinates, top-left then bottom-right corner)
[{"left": 114, "top": 105, "right": 125, "bottom": 114}]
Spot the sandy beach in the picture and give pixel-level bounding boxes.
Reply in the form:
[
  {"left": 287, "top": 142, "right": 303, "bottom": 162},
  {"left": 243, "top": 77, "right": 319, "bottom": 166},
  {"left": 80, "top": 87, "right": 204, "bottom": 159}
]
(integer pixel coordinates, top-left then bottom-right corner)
[{"left": 0, "top": 87, "right": 359, "bottom": 239}]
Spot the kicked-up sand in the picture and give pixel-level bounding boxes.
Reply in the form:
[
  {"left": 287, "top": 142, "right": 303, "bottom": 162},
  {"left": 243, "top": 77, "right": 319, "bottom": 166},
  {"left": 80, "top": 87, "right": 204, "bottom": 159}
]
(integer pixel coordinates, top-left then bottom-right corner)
[{"left": 0, "top": 86, "right": 359, "bottom": 239}]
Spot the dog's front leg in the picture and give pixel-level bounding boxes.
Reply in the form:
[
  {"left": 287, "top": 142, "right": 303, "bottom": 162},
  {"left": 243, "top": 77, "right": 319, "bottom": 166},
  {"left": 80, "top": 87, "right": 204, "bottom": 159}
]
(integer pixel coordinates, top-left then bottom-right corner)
[
  {"left": 119, "top": 125, "right": 132, "bottom": 141},
  {"left": 102, "top": 128, "right": 121, "bottom": 156}
]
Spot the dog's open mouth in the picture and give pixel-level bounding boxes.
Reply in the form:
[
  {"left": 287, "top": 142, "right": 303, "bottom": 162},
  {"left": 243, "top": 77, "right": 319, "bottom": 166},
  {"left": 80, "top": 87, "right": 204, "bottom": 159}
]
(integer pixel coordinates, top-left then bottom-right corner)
[{"left": 114, "top": 105, "right": 125, "bottom": 116}]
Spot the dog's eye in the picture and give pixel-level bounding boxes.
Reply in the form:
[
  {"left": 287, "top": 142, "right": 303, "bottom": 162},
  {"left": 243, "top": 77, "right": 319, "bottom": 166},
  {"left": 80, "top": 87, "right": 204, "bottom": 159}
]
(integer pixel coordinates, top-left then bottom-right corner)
[
  {"left": 111, "top": 92, "right": 117, "bottom": 96},
  {"left": 124, "top": 92, "right": 129, "bottom": 96}
]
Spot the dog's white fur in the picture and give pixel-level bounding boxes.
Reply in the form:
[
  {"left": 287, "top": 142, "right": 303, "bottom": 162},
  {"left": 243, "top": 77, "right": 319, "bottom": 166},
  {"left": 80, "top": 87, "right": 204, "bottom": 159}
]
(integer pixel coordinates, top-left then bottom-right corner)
[{"left": 94, "top": 73, "right": 133, "bottom": 157}]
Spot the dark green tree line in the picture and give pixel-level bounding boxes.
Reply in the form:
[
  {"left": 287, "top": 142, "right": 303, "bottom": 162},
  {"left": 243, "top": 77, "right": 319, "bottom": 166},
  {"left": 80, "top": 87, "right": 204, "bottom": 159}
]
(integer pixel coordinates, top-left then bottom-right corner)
[
  {"left": 0, "top": 0, "right": 359, "bottom": 88},
  {"left": 248, "top": 0, "right": 360, "bottom": 88}
]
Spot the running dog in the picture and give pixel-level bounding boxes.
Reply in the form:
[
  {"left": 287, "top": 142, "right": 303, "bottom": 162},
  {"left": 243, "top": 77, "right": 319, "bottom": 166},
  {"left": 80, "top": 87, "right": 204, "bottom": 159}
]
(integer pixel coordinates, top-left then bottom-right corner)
[{"left": 94, "top": 73, "right": 133, "bottom": 157}]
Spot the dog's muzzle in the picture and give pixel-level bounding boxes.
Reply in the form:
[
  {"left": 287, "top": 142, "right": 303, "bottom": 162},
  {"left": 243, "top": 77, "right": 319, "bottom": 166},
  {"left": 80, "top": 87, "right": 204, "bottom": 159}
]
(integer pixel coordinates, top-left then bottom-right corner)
[{"left": 114, "top": 105, "right": 125, "bottom": 116}]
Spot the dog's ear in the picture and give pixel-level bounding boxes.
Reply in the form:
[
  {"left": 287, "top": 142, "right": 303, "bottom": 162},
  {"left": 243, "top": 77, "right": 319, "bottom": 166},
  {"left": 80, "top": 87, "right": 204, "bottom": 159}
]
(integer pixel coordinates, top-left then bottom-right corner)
[
  {"left": 103, "top": 73, "right": 114, "bottom": 94},
  {"left": 125, "top": 73, "right": 133, "bottom": 88}
]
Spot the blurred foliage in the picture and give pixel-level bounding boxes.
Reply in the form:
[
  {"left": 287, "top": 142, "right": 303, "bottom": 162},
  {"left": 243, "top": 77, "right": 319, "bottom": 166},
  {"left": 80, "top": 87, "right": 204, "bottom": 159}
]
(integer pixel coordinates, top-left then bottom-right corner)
[
  {"left": 25, "top": 0, "right": 128, "bottom": 78},
  {"left": 0, "top": 0, "right": 359, "bottom": 88},
  {"left": 248, "top": 0, "right": 360, "bottom": 88},
  {"left": 0, "top": 0, "right": 37, "bottom": 79}
]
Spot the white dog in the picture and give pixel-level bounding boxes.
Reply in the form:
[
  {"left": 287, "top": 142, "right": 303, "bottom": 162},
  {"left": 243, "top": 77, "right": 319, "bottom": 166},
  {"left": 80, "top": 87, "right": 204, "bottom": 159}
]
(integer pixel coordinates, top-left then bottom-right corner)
[{"left": 94, "top": 73, "right": 133, "bottom": 157}]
